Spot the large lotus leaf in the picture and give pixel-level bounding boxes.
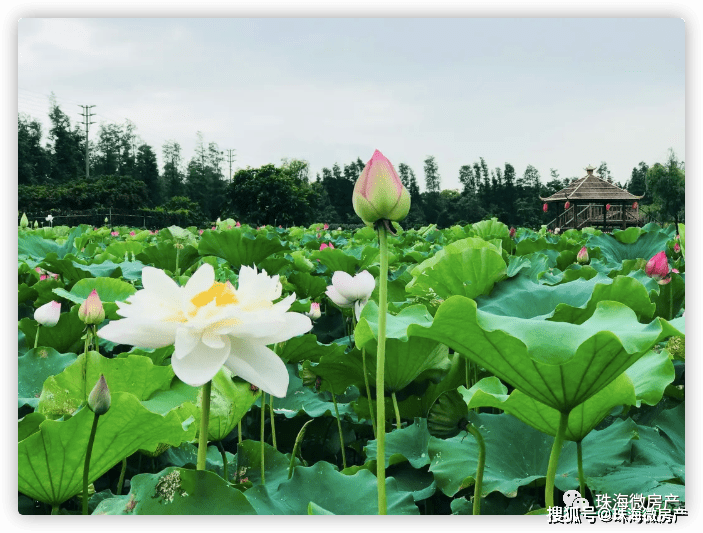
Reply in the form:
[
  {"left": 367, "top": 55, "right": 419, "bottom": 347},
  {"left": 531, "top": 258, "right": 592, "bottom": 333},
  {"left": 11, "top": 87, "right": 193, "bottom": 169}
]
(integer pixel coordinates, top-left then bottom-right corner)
[
  {"left": 52, "top": 277, "right": 137, "bottom": 320},
  {"left": 624, "top": 348, "right": 676, "bottom": 407},
  {"left": 243, "top": 460, "right": 419, "bottom": 515},
  {"left": 651, "top": 272, "right": 685, "bottom": 320},
  {"left": 40, "top": 254, "right": 146, "bottom": 283},
  {"left": 198, "top": 228, "right": 288, "bottom": 270},
  {"left": 18, "top": 226, "right": 82, "bottom": 260},
  {"left": 19, "top": 392, "right": 196, "bottom": 506},
  {"left": 506, "top": 252, "right": 558, "bottom": 282},
  {"left": 105, "top": 240, "right": 144, "bottom": 259},
  {"left": 611, "top": 226, "right": 643, "bottom": 244},
  {"left": 365, "top": 418, "right": 432, "bottom": 469},
  {"left": 159, "top": 443, "right": 236, "bottom": 482},
  {"left": 408, "top": 296, "right": 683, "bottom": 412},
  {"left": 93, "top": 467, "right": 256, "bottom": 515},
  {"left": 356, "top": 302, "right": 450, "bottom": 393},
  {"left": 309, "top": 245, "right": 379, "bottom": 275},
  {"left": 22, "top": 277, "right": 63, "bottom": 307},
  {"left": 18, "top": 348, "right": 78, "bottom": 408},
  {"left": 460, "top": 375, "right": 636, "bottom": 441},
  {"left": 273, "top": 365, "right": 357, "bottom": 420},
  {"left": 234, "top": 440, "right": 301, "bottom": 490},
  {"left": 472, "top": 218, "right": 510, "bottom": 242},
  {"left": 287, "top": 271, "right": 328, "bottom": 300},
  {"left": 406, "top": 237, "right": 506, "bottom": 300},
  {"left": 277, "top": 334, "right": 345, "bottom": 364},
  {"left": 18, "top": 304, "right": 85, "bottom": 354},
  {"left": 631, "top": 402, "right": 684, "bottom": 481},
  {"left": 304, "top": 347, "right": 366, "bottom": 395},
  {"left": 587, "top": 230, "right": 670, "bottom": 267},
  {"left": 37, "top": 352, "right": 174, "bottom": 418},
  {"left": 18, "top": 412, "right": 46, "bottom": 441},
  {"left": 428, "top": 412, "right": 638, "bottom": 498},
  {"left": 198, "top": 367, "right": 261, "bottom": 441},
  {"left": 136, "top": 242, "right": 200, "bottom": 273}
]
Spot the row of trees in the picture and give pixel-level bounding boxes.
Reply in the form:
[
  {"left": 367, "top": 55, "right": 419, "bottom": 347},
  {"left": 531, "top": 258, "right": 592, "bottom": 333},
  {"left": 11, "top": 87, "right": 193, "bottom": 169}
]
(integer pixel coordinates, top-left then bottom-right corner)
[{"left": 18, "top": 101, "right": 682, "bottom": 229}]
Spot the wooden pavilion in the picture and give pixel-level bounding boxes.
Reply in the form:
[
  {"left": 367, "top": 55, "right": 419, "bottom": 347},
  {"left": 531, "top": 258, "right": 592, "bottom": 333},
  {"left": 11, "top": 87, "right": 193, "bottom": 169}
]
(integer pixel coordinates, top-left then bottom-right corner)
[{"left": 540, "top": 164, "right": 644, "bottom": 232}]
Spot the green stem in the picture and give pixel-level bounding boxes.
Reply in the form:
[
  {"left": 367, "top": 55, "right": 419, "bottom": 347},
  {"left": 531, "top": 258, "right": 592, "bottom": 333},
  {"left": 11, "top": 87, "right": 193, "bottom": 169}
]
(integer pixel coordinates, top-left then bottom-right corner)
[
  {"left": 269, "top": 395, "right": 277, "bottom": 450},
  {"left": 577, "top": 440, "right": 586, "bottom": 501},
  {"left": 391, "top": 392, "right": 402, "bottom": 430},
  {"left": 116, "top": 456, "right": 127, "bottom": 495},
  {"left": 361, "top": 347, "right": 377, "bottom": 438},
  {"left": 288, "top": 420, "right": 313, "bottom": 479},
  {"left": 92, "top": 325, "right": 98, "bottom": 352},
  {"left": 545, "top": 411, "right": 569, "bottom": 508},
  {"left": 197, "top": 380, "right": 212, "bottom": 471},
  {"left": 34, "top": 325, "right": 40, "bottom": 349},
  {"left": 465, "top": 358, "right": 470, "bottom": 389},
  {"left": 260, "top": 392, "right": 266, "bottom": 485},
  {"left": 376, "top": 221, "right": 389, "bottom": 515},
  {"left": 669, "top": 283, "right": 674, "bottom": 320},
  {"left": 467, "top": 424, "right": 486, "bottom": 515},
  {"left": 217, "top": 440, "right": 228, "bottom": 482},
  {"left": 83, "top": 412, "right": 101, "bottom": 515},
  {"left": 83, "top": 336, "right": 90, "bottom": 404},
  {"left": 330, "top": 390, "right": 347, "bottom": 469},
  {"left": 175, "top": 245, "right": 181, "bottom": 277},
  {"left": 238, "top": 420, "right": 242, "bottom": 446},
  {"left": 51, "top": 505, "right": 59, "bottom": 515}
]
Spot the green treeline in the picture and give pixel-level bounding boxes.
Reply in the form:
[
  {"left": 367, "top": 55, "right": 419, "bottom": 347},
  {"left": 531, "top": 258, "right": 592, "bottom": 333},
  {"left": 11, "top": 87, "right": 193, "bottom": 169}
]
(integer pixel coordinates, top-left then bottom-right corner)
[{"left": 18, "top": 103, "right": 683, "bottom": 229}]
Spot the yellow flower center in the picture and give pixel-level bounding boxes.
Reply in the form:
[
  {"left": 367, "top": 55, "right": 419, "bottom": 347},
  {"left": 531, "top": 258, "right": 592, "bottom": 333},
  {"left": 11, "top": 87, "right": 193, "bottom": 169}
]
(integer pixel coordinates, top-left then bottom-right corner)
[{"left": 190, "top": 282, "right": 238, "bottom": 310}]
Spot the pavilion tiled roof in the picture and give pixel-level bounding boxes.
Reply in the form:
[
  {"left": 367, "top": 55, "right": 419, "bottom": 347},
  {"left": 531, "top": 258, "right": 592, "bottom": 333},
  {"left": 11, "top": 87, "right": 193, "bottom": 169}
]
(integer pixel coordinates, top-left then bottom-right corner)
[{"left": 540, "top": 173, "right": 645, "bottom": 202}]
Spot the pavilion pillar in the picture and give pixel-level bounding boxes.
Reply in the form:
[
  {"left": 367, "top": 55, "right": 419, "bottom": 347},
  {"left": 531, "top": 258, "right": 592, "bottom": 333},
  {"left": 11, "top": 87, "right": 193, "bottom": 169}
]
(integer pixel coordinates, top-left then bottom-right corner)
[{"left": 603, "top": 203, "right": 607, "bottom": 232}]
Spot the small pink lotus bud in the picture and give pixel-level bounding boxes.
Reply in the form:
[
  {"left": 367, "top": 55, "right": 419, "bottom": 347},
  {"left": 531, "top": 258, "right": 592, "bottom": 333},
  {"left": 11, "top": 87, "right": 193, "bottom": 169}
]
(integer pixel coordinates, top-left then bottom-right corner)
[
  {"left": 645, "top": 251, "right": 669, "bottom": 282},
  {"left": 129, "top": 231, "right": 136, "bottom": 236},
  {"left": 564, "top": 201, "right": 570, "bottom": 209},
  {"left": 543, "top": 203, "right": 548, "bottom": 212},
  {"left": 320, "top": 242, "right": 335, "bottom": 251},
  {"left": 674, "top": 242, "right": 681, "bottom": 253},
  {"left": 606, "top": 204, "right": 611, "bottom": 211},
  {"left": 509, "top": 227, "right": 516, "bottom": 238},
  {"left": 236, "top": 222, "right": 241, "bottom": 227},
  {"left": 675, "top": 234, "right": 680, "bottom": 241},
  {"left": 88, "top": 374, "right": 111, "bottom": 415},
  {"left": 199, "top": 229, "right": 204, "bottom": 235},
  {"left": 324, "top": 223, "right": 329, "bottom": 230},
  {"left": 577, "top": 246, "right": 589, "bottom": 264},
  {"left": 79, "top": 289, "right": 105, "bottom": 325},
  {"left": 34, "top": 301, "right": 61, "bottom": 327},
  {"left": 306, "top": 302, "right": 322, "bottom": 320},
  {"left": 353, "top": 149, "right": 411, "bottom": 225},
  {"left": 212, "top": 226, "right": 216, "bottom": 230}
]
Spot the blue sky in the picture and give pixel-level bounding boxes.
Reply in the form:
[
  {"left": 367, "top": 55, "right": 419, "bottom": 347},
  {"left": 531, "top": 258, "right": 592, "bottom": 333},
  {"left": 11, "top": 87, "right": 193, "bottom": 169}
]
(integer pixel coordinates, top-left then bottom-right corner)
[{"left": 18, "top": 17, "right": 685, "bottom": 190}]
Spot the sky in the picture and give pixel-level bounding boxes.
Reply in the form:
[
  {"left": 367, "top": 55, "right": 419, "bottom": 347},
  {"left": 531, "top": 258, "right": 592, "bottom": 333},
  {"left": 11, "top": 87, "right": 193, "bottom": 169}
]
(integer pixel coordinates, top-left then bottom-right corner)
[{"left": 17, "top": 17, "right": 685, "bottom": 191}]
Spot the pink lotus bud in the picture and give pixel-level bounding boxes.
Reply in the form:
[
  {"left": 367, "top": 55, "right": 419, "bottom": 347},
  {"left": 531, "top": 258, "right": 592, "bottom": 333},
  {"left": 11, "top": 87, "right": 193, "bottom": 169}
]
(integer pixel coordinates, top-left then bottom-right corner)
[
  {"left": 633, "top": 201, "right": 638, "bottom": 209},
  {"left": 306, "top": 302, "right": 322, "bottom": 320},
  {"left": 645, "top": 251, "right": 669, "bottom": 282},
  {"left": 672, "top": 268, "right": 679, "bottom": 274},
  {"left": 606, "top": 204, "right": 611, "bottom": 211},
  {"left": 212, "top": 226, "right": 216, "bottom": 230},
  {"left": 199, "top": 229, "right": 204, "bottom": 235},
  {"left": 543, "top": 203, "right": 548, "bottom": 212},
  {"left": 674, "top": 242, "right": 681, "bottom": 253},
  {"left": 79, "top": 289, "right": 105, "bottom": 325},
  {"left": 111, "top": 231, "right": 119, "bottom": 237},
  {"left": 577, "top": 246, "right": 589, "bottom": 264},
  {"left": 353, "top": 149, "right": 410, "bottom": 225},
  {"left": 564, "top": 201, "right": 570, "bottom": 210},
  {"left": 509, "top": 227, "right": 516, "bottom": 238},
  {"left": 675, "top": 234, "right": 680, "bottom": 240},
  {"left": 34, "top": 300, "right": 61, "bottom": 327},
  {"left": 129, "top": 231, "right": 136, "bottom": 236},
  {"left": 93, "top": 227, "right": 98, "bottom": 231},
  {"left": 324, "top": 224, "right": 329, "bottom": 230},
  {"left": 320, "top": 242, "right": 334, "bottom": 251},
  {"left": 40, "top": 274, "right": 48, "bottom": 281},
  {"left": 236, "top": 222, "right": 241, "bottom": 227},
  {"left": 88, "top": 374, "right": 111, "bottom": 415}
]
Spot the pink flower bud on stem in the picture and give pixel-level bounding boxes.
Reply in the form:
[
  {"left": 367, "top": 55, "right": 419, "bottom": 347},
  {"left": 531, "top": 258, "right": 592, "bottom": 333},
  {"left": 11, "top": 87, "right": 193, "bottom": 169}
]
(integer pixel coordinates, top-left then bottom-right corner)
[{"left": 352, "top": 150, "right": 410, "bottom": 226}]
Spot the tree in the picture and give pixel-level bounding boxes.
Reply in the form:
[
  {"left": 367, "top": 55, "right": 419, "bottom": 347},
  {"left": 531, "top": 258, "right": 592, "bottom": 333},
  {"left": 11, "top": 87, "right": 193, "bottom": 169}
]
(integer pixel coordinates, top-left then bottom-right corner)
[
  {"left": 424, "top": 155, "right": 441, "bottom": 193},
  {"left": 627, "top": 161, "right": 649, "bottom": 199},
  {"left": 47, "top": 101, "right": 84, "bottom": 183},
  {"left": 93, "top": 123, "right": 123, "bottom": 177},
  {"left": 162, "top": 140, "right": 185, "bottom": 199},
  {"left": 646, "top": 150, "right": 685, "bottom": 231},
  {"left": 597, "top": 161, "right": 612, "bottom": 183},
  {"left": 458, "top": 164, "right": 476, "bottom": 196},
  {"left": 18, "top": 113, "right": 51, "bottom": 185},
  {"left": 134, "top": 143, "right": 161, "bottom": 206}
]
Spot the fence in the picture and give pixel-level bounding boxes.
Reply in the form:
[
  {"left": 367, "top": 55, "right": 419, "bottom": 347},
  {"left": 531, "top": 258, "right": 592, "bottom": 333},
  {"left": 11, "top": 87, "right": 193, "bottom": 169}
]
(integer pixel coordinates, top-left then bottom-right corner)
[{"left": 18, "top": 208, "right": 195, "bottom": 230}]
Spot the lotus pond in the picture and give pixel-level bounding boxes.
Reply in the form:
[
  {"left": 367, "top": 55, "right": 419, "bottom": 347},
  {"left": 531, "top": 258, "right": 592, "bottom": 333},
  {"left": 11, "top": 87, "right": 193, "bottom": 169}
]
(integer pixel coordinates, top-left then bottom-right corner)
[{"left": 18, "top": 219, "right": 685, "bottom": 516}]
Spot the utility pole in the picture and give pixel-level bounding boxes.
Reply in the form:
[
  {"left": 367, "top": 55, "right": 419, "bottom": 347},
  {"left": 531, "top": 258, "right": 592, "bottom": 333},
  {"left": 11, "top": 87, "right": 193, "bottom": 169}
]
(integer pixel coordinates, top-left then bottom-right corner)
[
  {"left": 78, "top": 105, "right": 96, "bottom": 179},
  {"left": 224, "top": 149, "right": 236, "bottom": 183}
]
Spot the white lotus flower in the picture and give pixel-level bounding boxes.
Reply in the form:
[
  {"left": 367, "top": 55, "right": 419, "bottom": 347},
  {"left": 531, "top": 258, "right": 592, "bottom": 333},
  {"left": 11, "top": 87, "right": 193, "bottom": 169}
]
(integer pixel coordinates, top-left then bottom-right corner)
[
  {"left": 325, "top": 270, "right": 375, "bottom": 320},
  {"left": 34, "top": 301, "right": 61, "bottom": 327},
  {"left": 97, "top": 263, "right": 312, "bottom": 397}
]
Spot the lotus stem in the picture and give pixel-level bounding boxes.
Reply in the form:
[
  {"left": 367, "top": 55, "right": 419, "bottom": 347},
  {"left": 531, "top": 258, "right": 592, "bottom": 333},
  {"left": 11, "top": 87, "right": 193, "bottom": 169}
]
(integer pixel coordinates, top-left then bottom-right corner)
[
  {"left": 669, "top": 285, "right": 674, "bottom": 320},
  {"left": 391, "top": 392, "right": 402, "bottom": 430},
  {"left": 465, "top": 358, "right": 470, "bottom": 389},
  {"left": 82, "top": 411, "right": 100, "bottom": 514},
  {"left": 269, "top": 395, "right": 277, "bottom": 450},
  {"left": 467, "top": 423, "right": 486, "bottom": 515},
  {"left": 51, "top": 505, "right": 59, "bottom": 515},
  {"left": 34, "top": 325, "right": 40, "bottom": 350},
  {"left": 260, "top": 392, "right": 266, "bottom": 485},
  {"left": 116, "top": 456, "right": 128, "bottom": 495},
  {"left": 545, "top": 410, "right": 569, "bottom": 509},
  {"left": 577, "top": 440, "right": 586, "bottom": 502},
  {"left": 376, "top": 221, "right": 389, "bottom": 515},
  {"left": 217, "top": 440, "right": 228, "bottom": 482},
  {"left": 196, "top": 380, "right": 212, "bottom": 471},
  {"left": 288, "top": 420, "right": 313, "bottom": 479},
  {"left": 175, "top": 245, "right": 181, "bottom": 277},
  {"left": 362, "top": 347, "right": 377, "bottom": 438},
  {"left": 83, "top": 337, "right": 90, "bottom": 403},
  {"left": 330, "top": 390, "right": 347, "bottom": 469},
  {"left": 238, "top": 420, "right": 242, "bottom": 446}
]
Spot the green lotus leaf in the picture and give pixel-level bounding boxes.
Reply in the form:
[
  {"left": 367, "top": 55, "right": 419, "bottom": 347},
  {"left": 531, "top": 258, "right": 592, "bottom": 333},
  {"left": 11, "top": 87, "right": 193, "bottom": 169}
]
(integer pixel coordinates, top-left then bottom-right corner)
[
  {"left": 37, "top": 352, "right": 174, "bottom": 418},
  {"left": 198, "top": 228, "right": 288, "bottom": 270},
  {"left": 234, "top": 440, "right": 301, "bottom": 490},
  {"left": 18, "top": 304, "right": 86, "bottom": 354},
  {"left": 365, "top": 418, "right": 432, "bottom": 469},
  {"left": 51, "top": 276, "right": 137, "bottom": 320},
  {"left": 105, "top": 240, "right": 144, "bottom": 260},
  {"left": 651, "top": 272, "right": 685, "bottom": 320},
  {"left": 18, "top": 226, "right": 82, "bottom": 260},
  {"left": 18, "top": 412, "right": 46, "bottom": 441},
  {"left": 356, "top": 302, "right": 450, "bottom": 393},
  {"left": 159, "top": 443, "right": 236, "bottom": 482},
  {"left": 624, "top": 348, "right": 676, "bottom": 407},
  {"left": 23, "top": 278, "right": 63, "bottom": 308},
  {"left": 309, "top": 246, "right": 378, "bottom": 275},
  {"left": 611, "top": 226, "right": 643, "bottom": 244},
  {"left": 408, "top": 296, "right": 682, "bottom": 412},
  {"left": 136, "top": 242, "right": 200, "bottom": 273},
  {"left": 243, "top": 460, "right": 419, "bottom": 515},
  {"left": 93, "top": 467, "right": 257, "bottom": 515},
  {"left": 18, "top": 348, "right": 78, "bottom": 408},
  {"left": 287, "top": 271, "right": 328, "bottom": 300},
  {"left": 587, "top": 230, "right": 670, "bottom": 267},
  {"left": 304, "top": 347, "right": 366, "bottom": 395},
  {"left": 308, "top": 502, "right": 335, "bottom": 515},
  {"left": 406, "top": 237, "right": 506, "bottom": 300},
  {"left": 277, "top": 334, "right": 345, "bottom": 364},
  {"left": 19, "top": 393, "right": 197, "bottom": 506}
]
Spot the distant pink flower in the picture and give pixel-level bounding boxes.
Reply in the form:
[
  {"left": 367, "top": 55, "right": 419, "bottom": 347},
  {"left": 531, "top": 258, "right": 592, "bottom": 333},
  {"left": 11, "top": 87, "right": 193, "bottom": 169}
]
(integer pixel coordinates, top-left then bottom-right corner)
[
  {"left": 543, "top": 203, "right": 548, "bottom": 212},
  {"left": 279, "top": 225, "right": 282, "bottom": 228},
  {"left": 320, "top": 242, "right": 335, "bottom": 251},
  {"left": 324, "top": 224, "right": 329, "bottom": 230},
  {"left": 672, "top": 268, "right": 679, "bottom": 274},
  {"left": 236, "top": 222, "right": 241, "bottom": 227},
  {"left": 509, "top": 227, "right": 516, "bottom": 238},
  {"left": 129, "top": 231, "right": 136, "bottom": 236},
  {"left": 154, "top": 230, "right": 158, "bottom": 234},
  {"left": 316, "top": 233, "right": 321, "bottom": 238},
  {"left": 111, "top": 231, "right": 119, "bottom": 237},
  {"left": 212, "top": 226, "right": 216, "bottom": 230},
  {"left": 228, "top": 225, "right": 232, "bottom": 229},
  {"left": 93, "top": 227, "right": 98, "bottom": 231},
  {"left": 199, "top": 229, "right": 204, "bottom": 235},
  {"left": 674, "top": 243, "right": 681, "bottom": 253},
  {"left": 675, "top": 234, "right": 680, "bottom": 240}
]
